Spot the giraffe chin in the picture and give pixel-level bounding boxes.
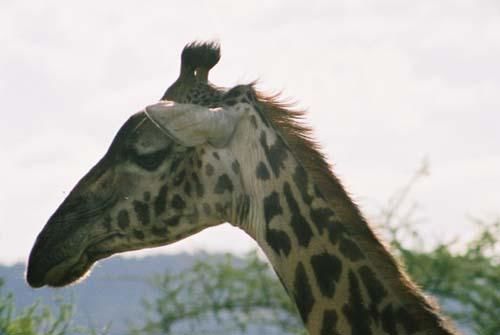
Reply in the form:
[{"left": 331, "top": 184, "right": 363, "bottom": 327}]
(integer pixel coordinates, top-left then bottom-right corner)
[
  {"left": 43, "top": 254, "right": 95, "bottom": 287},
  {"left": 31, "top": 234, "right": 123, "bottom": 288}
]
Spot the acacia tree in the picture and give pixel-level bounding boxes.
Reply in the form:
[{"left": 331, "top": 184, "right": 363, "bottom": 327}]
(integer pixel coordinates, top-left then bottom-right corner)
[{"left": 129, "top": 253, "right": 305, "bottom": 335}]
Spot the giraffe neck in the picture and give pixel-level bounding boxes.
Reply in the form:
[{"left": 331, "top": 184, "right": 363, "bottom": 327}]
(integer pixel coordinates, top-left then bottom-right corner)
[{"left": 228, "top": 110, "right": 455, "bottom": 335}]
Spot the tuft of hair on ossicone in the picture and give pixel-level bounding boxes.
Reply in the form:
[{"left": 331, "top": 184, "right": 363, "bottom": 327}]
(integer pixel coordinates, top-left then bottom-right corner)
[{"left": 180, "top": 41, "right": 221, "bottom": 82}]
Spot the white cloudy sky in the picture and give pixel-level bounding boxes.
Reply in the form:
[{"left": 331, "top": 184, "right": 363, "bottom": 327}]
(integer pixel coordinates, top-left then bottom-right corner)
[{"left": 1, "top": 1, "right": 499, "bottom": 265}]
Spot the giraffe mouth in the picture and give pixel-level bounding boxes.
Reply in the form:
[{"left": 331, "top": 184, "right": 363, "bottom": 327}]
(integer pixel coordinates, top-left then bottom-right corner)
[{"left": 27, "top": 233, "right": 125, "bottom": 288}]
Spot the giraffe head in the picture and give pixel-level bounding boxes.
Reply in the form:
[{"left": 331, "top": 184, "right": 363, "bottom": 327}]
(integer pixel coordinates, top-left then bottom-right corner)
[
  {"left": 26, "top": 42, "right": 257, "bottom": 288},
  {"left": 27, "top": 99, "right": 253, "bottom": 288}
]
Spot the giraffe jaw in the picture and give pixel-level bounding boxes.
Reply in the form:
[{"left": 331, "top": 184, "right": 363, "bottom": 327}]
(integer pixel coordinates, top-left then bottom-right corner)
[{"left": 27, "top": 233, "right": 124, "bottom": 288}]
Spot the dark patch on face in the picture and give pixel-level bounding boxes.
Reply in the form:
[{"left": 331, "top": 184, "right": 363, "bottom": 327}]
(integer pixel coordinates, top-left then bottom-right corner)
[
  {"left": 183, "top": 181, "right": 192, "bottom": 196},
  {"left": 134, "top": 229, "right": 145, "bottom": 240},
  {"left": 203, "top": 203, "right": 211, "bottom": 215},
  {"left": 154, "top": 185, "right": 168, "bottom": 216},
  {"left": 321, "top": 309, "right": 339, "bottom": 335},
  {"left": 225, "top": 99, "right": 237, "bottom": 106},
  {"left": 212, "top": 152, "right": 220, "bottom": 160},
  {"left": 173, "top": 170, "right": 186, "bottom": 186},
  {"left": 231, "top": 160, "right": 240, "bottom": 174},
  {"left": 283, "top": 182, "right": 313, "bottom": 247},
  {"left": 342, "top": 270, "right": 372, "bottom": 335},
  {"left": 396, "top": 307, "right": 419, "bottom": 333},
  {"left": 237, "top": 194, "right": 250, "bottom": 224},
  {"left": 311, "top": 252, "right": 342, "bottom": 298},
  {"left": 256, "top": 161, "right": 270, "bottom": 180},
  {"left": 143, "top": 192, "right": 151, "bottom": 202},
  {"left": 205, "top": 163, "right": 214, "bottom": 176},
  {"left": 117, "top": 210, "right": 130, "bottom": 229},
  {"left": 171, "top": 194, "right": 186, "bottom": 210},
  {"left": 250, "top": 115, "right": 258, "bottom": 129},
  {"left": 358, "top": 265, "right": 387, "bottom": 305},
  {"left": 151, "top": 226, "right": 167, "bottom": 237},
  {"left": 133, "top": 200, "right": 150, "bottom": 225},
  {"left": 381, "top": 304, "right": 397, "bottom": 335},
  {"left": 214, "top": 174, "right": 234, "bottom": 194},
  {"left": 196, "top": 159, "right": 202, "bottom": 169},
  {"left": 310, "top": 207, "right": 340, "bottom": 242},
  {"left": 163, "top": 215, "right": 181, "bottom": 226},
  {"left": 293, "top": 165, "right": 313, "bottom": 205},
  {"left": 339, "top": 237, "right": 365, "bottom": 261},
  {"left": 259, "top": 131, "right": 288, "bottom": 178},
  {"left": 293, "top": 262, "right": 315, "bottom": 324},
  {"left": 130, "top": 147, "right": 170, "bottom": 171},
  {"left": 191, "top": 172, "right": 204, "bottom": 197}
]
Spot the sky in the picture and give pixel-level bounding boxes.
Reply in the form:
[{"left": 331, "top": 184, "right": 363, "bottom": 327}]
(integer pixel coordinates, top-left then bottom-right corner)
[{"left": 1, "top": 0, "right": 499, "bottom": 265}]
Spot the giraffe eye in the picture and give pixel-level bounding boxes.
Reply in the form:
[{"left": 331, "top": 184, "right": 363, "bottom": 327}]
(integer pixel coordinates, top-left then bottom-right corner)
[{"left": 130, "top": 149, "right": 170, "bottom": 171}]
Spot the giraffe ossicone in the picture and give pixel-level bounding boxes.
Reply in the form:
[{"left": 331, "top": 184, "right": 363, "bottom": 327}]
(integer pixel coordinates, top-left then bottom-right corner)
[{"left": 27, "top": 41, "right": 459, "bottom": 335}]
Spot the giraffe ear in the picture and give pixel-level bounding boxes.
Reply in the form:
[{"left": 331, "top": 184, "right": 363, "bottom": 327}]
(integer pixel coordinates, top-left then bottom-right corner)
[{"left": 144, "top": 101, "right": 247, "bottom": 148}]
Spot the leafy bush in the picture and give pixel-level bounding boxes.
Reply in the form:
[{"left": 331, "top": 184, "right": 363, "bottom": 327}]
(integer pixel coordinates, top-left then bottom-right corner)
[
  {"left": 389, "top": 221, "right": 499, "bottom": 335},
  {"left": 379, "top": 163, "right": 500, "bottom": 335},
  {"left": 129, "top": 253, "right": 305, "bottom": 335},
  {"left": 0, "top": 279, "right": 104, "bottom": 335}
]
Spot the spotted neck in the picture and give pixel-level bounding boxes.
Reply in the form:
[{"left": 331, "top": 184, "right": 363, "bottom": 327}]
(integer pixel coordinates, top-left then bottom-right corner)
[{"left": 227, "top": 105, "right": 456, "bottom": 335}]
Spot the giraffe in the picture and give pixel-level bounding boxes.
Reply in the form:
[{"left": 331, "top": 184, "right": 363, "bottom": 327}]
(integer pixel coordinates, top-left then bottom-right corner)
[{"left": 27, "top": 42, "right": 458, "bottom": 335}]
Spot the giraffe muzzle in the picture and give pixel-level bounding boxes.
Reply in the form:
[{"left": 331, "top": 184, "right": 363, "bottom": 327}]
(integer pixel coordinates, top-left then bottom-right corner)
[
  {"left": 26, "top": 187, "right": 118, "bottom": 287},
  {"left": 27, "top": 229, "right": 124, "bottom": 287}
]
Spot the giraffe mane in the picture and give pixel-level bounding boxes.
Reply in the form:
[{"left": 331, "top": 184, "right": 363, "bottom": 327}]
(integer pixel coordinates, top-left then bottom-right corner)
[
  {"left": 253, "top": 88, "right": 454, "bottom": 331},
  {"left": 254, "top": 89, "right": 351, "bottom": 214}
]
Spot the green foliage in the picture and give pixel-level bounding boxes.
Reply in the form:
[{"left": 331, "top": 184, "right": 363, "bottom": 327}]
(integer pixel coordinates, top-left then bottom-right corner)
[
  {"left": 390, "top": 220, "right": 500, "bottom": 335},
  {"left": 378, "top": 163, "right": 500, "bottom": 335},
  {"left": 0, "top": 279, "right": 103, "bottom": 335},
  {"left": 129, "top": 253, "right": 305, "bottom": 335}
]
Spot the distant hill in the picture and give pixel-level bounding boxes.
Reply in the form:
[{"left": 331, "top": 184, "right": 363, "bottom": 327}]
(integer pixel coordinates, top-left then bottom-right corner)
[{"left": 0, "top": 253, "right": 219, "bottom": 335}]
